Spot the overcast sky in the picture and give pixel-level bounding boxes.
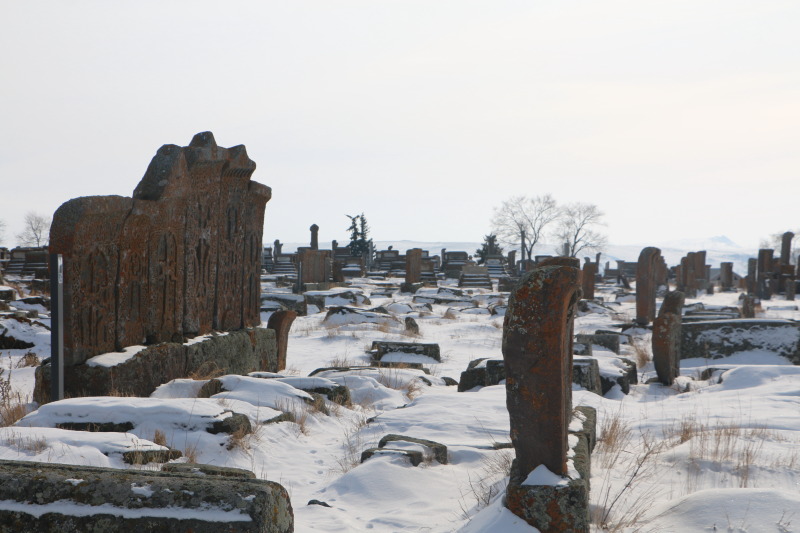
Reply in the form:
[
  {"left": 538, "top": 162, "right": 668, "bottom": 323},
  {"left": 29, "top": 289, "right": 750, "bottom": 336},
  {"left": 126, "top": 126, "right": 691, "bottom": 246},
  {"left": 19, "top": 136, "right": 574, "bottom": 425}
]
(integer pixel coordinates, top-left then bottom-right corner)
[{"left": 1, "top": 1, "right": 797, "bottom": 252}]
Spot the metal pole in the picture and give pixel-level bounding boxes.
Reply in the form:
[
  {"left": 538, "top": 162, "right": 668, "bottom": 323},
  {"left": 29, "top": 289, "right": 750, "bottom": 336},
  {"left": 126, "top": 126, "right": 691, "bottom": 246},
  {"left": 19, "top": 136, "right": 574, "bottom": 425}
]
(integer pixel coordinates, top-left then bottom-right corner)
[{"left": 49, "top": 254, "right": 64, "bottom": 402}]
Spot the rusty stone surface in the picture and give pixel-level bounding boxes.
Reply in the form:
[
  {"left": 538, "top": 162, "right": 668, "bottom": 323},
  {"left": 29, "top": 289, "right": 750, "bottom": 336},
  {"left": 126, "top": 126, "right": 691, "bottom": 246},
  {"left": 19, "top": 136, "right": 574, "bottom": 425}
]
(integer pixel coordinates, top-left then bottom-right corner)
[
  {"left": 406, "top": 248, "right": 422, "bottom": 284},
  {"left": 635, "top": 247, "right": 661, "bottom": 325},
  {"left": 267, "top": 310, "right": 297, "bottom": 371},
  {"left": 652, "top": 290, "right": 685, "bottom": 385},
  {"left": 49, "top": 132, "right": 271, "bottom": 367},
  {"left": 741, "top": 294, "right": 756, "bottom": 318},
  {"left": 502, "top": 257, "right": 581, "bottom": 478},
  {"left": 299, "top": 249, "right": 330, "bottom": 284}
]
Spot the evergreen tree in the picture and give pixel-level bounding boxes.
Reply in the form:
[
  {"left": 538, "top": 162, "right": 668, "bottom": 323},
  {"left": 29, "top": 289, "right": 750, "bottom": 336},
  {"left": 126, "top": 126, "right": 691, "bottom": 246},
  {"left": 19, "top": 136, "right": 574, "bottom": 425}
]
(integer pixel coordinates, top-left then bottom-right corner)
[
  {"left": 345, "top": 213, "right": 373, "bottom": 257},
  {"left": 475, "top": 234, "right": 503, "bottom": 264}
]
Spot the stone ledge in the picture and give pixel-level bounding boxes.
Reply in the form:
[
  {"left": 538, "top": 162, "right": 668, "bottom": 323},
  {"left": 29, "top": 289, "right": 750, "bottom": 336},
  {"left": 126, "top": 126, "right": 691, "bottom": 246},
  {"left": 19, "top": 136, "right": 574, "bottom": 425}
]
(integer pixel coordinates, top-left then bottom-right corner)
[
  {"left": 34, "top": 327, "right": 277, "bottom": 403},
  {"left": 0, "top": 459, "right": 293, "bottom": 533}
]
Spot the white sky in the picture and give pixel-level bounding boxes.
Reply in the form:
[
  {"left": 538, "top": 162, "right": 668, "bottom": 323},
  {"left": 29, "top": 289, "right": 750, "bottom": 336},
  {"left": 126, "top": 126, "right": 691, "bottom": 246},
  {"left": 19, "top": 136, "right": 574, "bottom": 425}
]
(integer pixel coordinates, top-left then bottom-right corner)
[{"left": 1, "top": 1, "right": 798, "bottom": 251}]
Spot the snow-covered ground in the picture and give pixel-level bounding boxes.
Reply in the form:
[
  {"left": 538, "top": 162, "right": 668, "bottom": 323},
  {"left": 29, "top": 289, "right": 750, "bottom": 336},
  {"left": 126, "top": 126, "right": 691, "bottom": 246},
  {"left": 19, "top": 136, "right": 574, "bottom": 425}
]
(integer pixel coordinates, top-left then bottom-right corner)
[{"left": 1, "top": 275, "right": 799, "bottom": 532}]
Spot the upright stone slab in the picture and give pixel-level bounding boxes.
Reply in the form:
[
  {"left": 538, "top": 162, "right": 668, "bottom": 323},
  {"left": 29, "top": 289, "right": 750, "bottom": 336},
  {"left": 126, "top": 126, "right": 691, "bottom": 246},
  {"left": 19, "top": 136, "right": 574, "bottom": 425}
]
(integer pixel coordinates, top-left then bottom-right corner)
[
  {"left": 267, "top": 310, "right": 297, "bottom": 371},
  {"left": 502, "top": 257, "right": 587, "bottom": 532},
  {"left": 503, "top": 256, "right": 581, "bottom": 477},
  {"left": 299, "top": 249, "right": 330, "bottom": 284},
  {"left": 652, "top": 291, "right": 685, "bottom": 385},
  {"left": 757, "top": 248, "right": 774, "bottom": 299},
  {"left": 406, "top": 248, "right": 422, "bottom": 284},
  {"left": 310, "top": 224, "right": 319, "bottom": 250},
  {"left": 48, "top": 132, "right": 271, "bottom": 373},
  {"left": 581, "top": 260, "right": 596, "bottom": 300},
  {"left": 635, "top": 247, "right": 661, "bottom": 325},
  {"left": 781, "top": 231, "right": 794, "bottom": 265},
  {"left": 720, "top": 262, "right": 734, "bottom": 291},
  {"left": 747, "top": 258, "right": 757, "bottom": 295}
]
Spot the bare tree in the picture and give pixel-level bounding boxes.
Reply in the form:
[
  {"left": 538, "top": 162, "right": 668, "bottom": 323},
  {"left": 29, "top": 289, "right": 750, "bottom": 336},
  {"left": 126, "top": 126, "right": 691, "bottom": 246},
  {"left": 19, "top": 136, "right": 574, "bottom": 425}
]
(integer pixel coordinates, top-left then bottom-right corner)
[
  {"left": 554, "top": 202, "right": 607, "bottom": 257},
  {"left": 491, "top": 194, "right": 560, "bottom": 261},
  {"left": 16, "top": 212, "right": 51, "bottom": 247}
]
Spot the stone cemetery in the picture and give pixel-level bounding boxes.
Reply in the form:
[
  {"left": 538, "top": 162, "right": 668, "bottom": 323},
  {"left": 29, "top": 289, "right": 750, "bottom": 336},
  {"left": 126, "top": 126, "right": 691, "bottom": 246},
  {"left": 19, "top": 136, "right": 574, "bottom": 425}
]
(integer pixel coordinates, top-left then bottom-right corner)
[{"left": 2, "top": 142, "right": 800, "bottom": 530}]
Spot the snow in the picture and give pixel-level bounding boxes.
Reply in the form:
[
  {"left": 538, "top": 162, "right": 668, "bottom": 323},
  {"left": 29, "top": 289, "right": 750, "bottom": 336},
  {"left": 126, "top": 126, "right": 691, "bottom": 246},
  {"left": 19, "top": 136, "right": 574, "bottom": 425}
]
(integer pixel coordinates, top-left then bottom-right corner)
[
  {"left": 4, "top": 274, "right": 800, "bottom": 532},
  {"left": 86, "top": 345, "right": 147, "bottom": 367},
  {"left": 523, "top": 464, "right": 570, "bottom": 486},
  {"left": 0, "top": 499, "right": 252, "bottom": 521}
]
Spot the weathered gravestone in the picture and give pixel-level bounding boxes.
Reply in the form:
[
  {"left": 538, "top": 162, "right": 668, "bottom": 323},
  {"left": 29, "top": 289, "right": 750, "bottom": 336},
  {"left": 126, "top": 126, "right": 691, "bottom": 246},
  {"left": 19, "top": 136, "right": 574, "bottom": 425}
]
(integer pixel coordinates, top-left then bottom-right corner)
[
  {"left": 502, "top": 257, "right": 590, "bottom": 532},
  {"left": 652, "top": 290, "right": 685, "bottom": 385},
  {"left": 635, "top": 247, "right": 661, "bottom": 325},
  {"left": 581, "top": 258, "right": 597, "bottom": 300},
  {"left": 41, "top": 132, "right": 275, "bottom": 400},
  {"left": 781, "top": 231, "right": 794, "bottom": 265},
  {"left": 720, "top": 262, "right": 734, "bottom": 291},
  {"left": 406, "top": 248, "right": 422, "bottom": 284}
]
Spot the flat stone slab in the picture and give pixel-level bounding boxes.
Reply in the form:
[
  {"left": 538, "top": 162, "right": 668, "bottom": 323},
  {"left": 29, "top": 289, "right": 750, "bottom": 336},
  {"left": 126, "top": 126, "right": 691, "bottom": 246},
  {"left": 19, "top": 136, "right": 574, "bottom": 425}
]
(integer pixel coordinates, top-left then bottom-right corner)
[
  {"left": 370, "top": 341, "right": 441, "bottom": 363},
  {"left": 361, "top": 447, "right": 423, "bottom": 467},
  {"left": 378, "top": 434, "right": 448, "bottom": 464},
  {"left": 0, "top": 459, "right": 293, "bottom": 533},
  {"left": 680, "top": 319, "right": 800, "bottom": 363},
  {"left": 34, "top": 328, "right": 277, "bottom": 403}
]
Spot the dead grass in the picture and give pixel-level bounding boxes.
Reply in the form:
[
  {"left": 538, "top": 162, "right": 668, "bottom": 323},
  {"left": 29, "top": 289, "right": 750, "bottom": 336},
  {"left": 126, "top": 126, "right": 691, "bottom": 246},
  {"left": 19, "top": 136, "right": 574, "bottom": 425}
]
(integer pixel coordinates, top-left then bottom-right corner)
[
  {"left": 0, "top": 368, "right": 29, "bottom": 427},
  {"left": 182, "top": 442, "right": 199, "bottom": 463},
  {"left": 188, "top": 361, "right": 225, "bottom": 380},
  {"left": 332, "top": 414, "right": 370, "bottom": 474},
  {"left": 327, "top": 354, "right": 353, "bottom": 368},
  {"left": 153, "top": 429, "right": 167, "bottom": 447},
  {"left": 442, "top": 309, "right": 458, "bottom": 320},
  {"left": 630, "top": 340, "right": 651, "bottom": 370},
  {"left": 3, "top": 431, "right": 48, "bottom": 455},
  {"left": 15, "top": 352, "right": 40, "bottom": 368},
  {"left": 458, "top": 449, "right": 514, "bottom": 520}
]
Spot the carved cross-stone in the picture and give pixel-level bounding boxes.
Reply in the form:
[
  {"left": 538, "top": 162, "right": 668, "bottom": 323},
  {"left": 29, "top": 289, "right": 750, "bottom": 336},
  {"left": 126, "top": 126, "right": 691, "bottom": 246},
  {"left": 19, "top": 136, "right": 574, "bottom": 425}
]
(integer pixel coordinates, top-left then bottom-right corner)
[
  {"left": 406, "top": 248, "right": 423, "bottom": 284},
  {"left": 502, "top": 257, "right": 582, "bottom": 477},
  {"left": 635, "top": 247, "right": 661, "bottom": 326},
  {"left": 652, "top": 290, "right": 685, "bottom": 385},
  {"left": 50, "top": 132, "right": 271, "bottom": 366}
]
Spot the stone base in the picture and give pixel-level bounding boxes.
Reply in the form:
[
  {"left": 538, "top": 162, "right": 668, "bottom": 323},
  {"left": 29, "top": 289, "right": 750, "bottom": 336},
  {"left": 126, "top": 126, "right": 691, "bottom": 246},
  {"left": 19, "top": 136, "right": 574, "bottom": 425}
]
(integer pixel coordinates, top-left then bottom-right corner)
[
  {"left": 505, "top": 463, "right": 589, "bottom": 533},
  {"left": 504, "top": 407, "right": 595, "bottom": 532},
  {"left": 0, "top": 459, "right": 293, "bottom": 533},
  {"left": 34, "top": 327, "right": 277, "bottom": 403}
]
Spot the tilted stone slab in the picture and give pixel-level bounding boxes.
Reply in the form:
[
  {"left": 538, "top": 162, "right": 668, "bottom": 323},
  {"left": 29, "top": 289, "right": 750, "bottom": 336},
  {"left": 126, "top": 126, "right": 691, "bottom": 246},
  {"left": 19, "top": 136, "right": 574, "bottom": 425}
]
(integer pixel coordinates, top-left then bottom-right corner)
[
  {"left": 370, "top": 341, "right": 441, "bottom": 363},
  {"left": 575, "top": 333, "right": 621, "bottom": 354},
  {"left": 0, "top": 459, "right": 293, "bottom": 533},
  {"left": 572, "top": 357, "right": 602, "bottom": 395},
  {"left": 378, "top": 434, "right": 448, "bottom": 464},
  {"left": 680, "top": 319, "right": 800, "bottom": 363}
]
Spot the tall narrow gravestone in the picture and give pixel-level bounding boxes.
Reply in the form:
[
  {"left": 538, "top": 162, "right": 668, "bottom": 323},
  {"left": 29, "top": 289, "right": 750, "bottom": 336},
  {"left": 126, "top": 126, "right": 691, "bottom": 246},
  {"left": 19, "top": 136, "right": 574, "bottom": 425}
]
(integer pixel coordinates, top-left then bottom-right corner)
[
  {"left": 502, "top": 257, "right": 589, "bottom": 532},
  {"left": 652, "top": 290, "right": 685, "bottom": 385},
  {"left": 635, "top": 247, "right": 661, "bottom": 325}
]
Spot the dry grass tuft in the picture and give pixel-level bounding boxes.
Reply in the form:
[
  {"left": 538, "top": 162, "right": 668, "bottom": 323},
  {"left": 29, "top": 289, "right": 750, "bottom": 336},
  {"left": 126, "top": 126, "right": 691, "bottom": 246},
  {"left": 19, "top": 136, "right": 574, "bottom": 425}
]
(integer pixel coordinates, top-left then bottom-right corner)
[
  {"left": 630, "top": 340, "right": 651, "bottom": 369},
  {"left": 188, "top": 361, "right": 225, "bottom": 380},
  {"left": 3, "top": 431, "right": 48, "bottom": 455},
  {"left": 458, "top": 449, "right": 514, "bottom": 519},
  {"left": 442, "top": 309, "right": 458, "bottom": 320},
  {"left": 153, "top": 429, "right": 167, "bottom": 447},
  {"left": 15, "top": 352, "right": 41, "bottom": 368}
]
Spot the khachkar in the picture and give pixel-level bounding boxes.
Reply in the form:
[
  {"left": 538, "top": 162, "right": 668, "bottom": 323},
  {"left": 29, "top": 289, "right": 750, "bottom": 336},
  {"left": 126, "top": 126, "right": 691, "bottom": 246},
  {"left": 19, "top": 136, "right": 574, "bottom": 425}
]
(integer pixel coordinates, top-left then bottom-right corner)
[
  {"left": 48, "top": 132, "right": 272, "bottom": 370},
  {"left": 635, "top": 247, "right": 661, "bottom": 325},
  {"left": 502, "top": 257, "right": 591, "bottom": 532},
  {"left": 652, "top": 290, "right": 685, "bottom": 385}
]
